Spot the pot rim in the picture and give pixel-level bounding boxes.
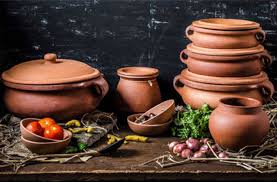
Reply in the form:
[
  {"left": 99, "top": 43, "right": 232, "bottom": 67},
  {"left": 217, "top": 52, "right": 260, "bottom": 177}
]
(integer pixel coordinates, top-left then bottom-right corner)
[
  {"left": 187, "top": 43, "right": 264, "bottom": 56},
  {"left": 219, "top": 97, "right": 262, "bottom": 109},
  {"left": 2, "top": 76, "right": 103, "bottom": 91},
  {"left": 192, "top": 18, "right": 260, "bottom": 30},
  {"left": 117, "top": 67, "right": 159, "bottom": 79},
  {"left": 181, "top": 69, "right": 268, "bottom": 85},
  {"left": 189, "top": 25, "right": 262, "bottom": 34}
]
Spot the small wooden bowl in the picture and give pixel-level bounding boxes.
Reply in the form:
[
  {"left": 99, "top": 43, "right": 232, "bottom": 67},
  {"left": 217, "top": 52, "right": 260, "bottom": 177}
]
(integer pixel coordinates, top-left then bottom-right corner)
[
  {"left": 21, "top": 129, "right": 72, "bottom": 154},
  {"left": 136, "top": 99, "right": 175, "bottom": 125},
  {"left": 127, "top": 113, "right": 172, "bottom": 136},
  {"left": 20, "top": 118, "right": 67, "bottom": 142}
]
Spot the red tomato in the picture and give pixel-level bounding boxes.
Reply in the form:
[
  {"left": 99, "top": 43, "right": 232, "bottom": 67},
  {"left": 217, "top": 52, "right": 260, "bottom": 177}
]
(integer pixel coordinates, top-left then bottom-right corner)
[
  {"left": 26, "top": 121, "right": 44, "bottom": 136},
  {"left": 44, "top": 124, "right": 64, "bottom": 140},
  {"left": 38, "top": 117, "right": 56, "bottom": 129}
]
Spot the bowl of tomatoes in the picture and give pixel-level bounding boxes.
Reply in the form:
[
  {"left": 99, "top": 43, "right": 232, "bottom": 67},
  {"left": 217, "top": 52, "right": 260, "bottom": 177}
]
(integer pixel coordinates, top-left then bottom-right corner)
[{"left": 20, "top": 117, "right": 72, "bottom": 154}]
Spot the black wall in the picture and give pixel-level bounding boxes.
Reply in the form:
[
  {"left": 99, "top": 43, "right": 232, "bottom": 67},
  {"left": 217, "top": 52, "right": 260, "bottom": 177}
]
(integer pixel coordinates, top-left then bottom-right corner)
[{"left": 0, "top": 0, "right": 277, "bottom": 111}]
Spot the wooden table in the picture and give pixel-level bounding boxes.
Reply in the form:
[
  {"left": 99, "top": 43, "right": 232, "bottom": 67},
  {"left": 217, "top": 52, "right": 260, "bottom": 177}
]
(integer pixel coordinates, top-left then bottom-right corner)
[{"left": 0, "top": 128, "right": 276, "bottom": 181}]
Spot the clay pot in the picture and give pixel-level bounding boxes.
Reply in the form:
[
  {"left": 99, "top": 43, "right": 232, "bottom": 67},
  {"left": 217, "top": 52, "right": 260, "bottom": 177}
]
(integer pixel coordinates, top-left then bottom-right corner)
[
  {"left": 180, "top": 48, "right": 272, "bottom": 77},
  {"left": 127, "top": 113, "right": 172, "bottom": 136},
  {"left": 173, "top": 69, "right": 274, "bottom": 109},
  {"left": 2, "top": 53, "right": 109, "bottom": 121},
  {"left": 186, "top": 25, "right": 265, "bottom": 49},
  {"left": 21, "top": 130, "right": 72, "bottom": 154},
  {"left": 209, "top": 97, "right": 269, "bottom": 150},
  {"left": 20, "top": 118, "right": 70, "bottom": 142},
  {"left": 135, "top": 100, "right": 175, "bottom": 125},
  {"left": 116, "top": 67, "right": 162, "bottom": 113}
]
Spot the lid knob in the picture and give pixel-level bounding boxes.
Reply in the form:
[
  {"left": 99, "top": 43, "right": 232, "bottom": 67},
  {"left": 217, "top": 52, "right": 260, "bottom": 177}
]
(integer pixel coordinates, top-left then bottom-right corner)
[{"left": 44, "top": 53, "right": 58, "bottom": 63}]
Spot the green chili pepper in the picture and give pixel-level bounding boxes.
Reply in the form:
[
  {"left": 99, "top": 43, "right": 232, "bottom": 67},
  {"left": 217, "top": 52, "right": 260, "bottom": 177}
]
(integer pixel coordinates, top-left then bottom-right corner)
[{"left": 78, "top": 143, "right": 87, "bottom": 151}]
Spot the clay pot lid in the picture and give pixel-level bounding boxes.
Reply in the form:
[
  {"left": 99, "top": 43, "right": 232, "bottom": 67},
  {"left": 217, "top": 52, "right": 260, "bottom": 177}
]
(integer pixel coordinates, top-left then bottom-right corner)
[
  {"left": 181, "top": 69, "right": 268, "bottom": 85},
  {"left": 187, "top": 44, "right": 264, "bottom": 56},
  {"left": 192, "top": 18, "right": 260, "bottom": 30},
  {"left": 117, "top": 67, "right": 159, "bottom": 79},
  {"left": 2, "top": 53, "right": 101, "bottom": 85}
]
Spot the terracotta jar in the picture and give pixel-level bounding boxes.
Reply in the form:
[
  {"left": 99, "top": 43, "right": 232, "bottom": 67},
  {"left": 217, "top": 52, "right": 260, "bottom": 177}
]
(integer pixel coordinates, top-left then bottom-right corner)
[
  {"left": 186, "top": 18, "right": 265, "bottom": 49},
  {"left": 2, "top": 53, "right": 109, "bottom": 121},
  {"left": 173, "top": 69, "right": 274, "bottom": 109},
  {"left": 180, "top": 45, "right": 272, "bottom": 77},
  {"left": 209, "top": 97, "right": 269, "bottom": 150},
  {"left": 116, "top": 67, "right": 162, "bottom": 113}
]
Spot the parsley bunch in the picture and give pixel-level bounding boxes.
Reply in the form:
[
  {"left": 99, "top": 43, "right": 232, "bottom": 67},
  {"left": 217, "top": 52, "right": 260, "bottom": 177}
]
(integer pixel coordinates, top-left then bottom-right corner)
[{"left": 171, "top": 104, "right": 212, "bottom": 139}]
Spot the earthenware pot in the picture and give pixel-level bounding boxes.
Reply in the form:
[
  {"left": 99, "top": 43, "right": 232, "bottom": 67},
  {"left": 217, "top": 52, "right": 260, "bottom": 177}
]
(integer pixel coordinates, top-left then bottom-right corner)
[
  {"left": 180, "top": 48, "right": 272, "bottom": 77},
  {"left": 186, "top": 24, "right": 265, "bottom": 49},
  {"left": 116, "top": 67, "right": 162, "bottom": 113},
  {"left": 209, "top": 97, "right": 269, "bottom": 150},
  {"left": 135, "top": 99, "right": 175, "bottom": 125},
  {"left": 21, "top": 130, "right": 72, "bottom": 154},
  {"left": 173, "top": 69, "right": 274, "bottom": 109},
  {"left": 127, "top": 113, "right": 172, "bottom": 136},
  {"left": 2, "top": 53, "right": 109, "bottom": 121}
]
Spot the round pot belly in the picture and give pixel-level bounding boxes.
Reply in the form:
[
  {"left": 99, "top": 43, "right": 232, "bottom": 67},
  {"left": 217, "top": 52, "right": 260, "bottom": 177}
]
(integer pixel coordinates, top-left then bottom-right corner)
[{"left": 4, "top": 87, "right": 100, "bottom": 121}]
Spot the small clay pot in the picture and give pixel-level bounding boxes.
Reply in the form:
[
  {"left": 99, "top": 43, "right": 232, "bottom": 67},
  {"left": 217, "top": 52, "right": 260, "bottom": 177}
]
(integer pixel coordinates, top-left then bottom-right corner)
[
  {"left": 180, "top": 48, "right": 272, "bottom": 77},
  {"left": 135, "top": 100, "right": 175, "bottom": 125},
  {"left": 115, "top": 67, "right": 162, "bottom": 113},
  {"left": 21, "top": 130, "right": 72, "bottom": 154},
  {"left": 209, "top": 97, "right": 269, "bottom": 150},
  {"left": 186, "top": 25, "right": 265, "bottom": 49},
  {"left": 173, "top": 69, "right": 274, "bottom": 109},
  {"left": 127, "top": 113, "right": 172, "bottom": 136},
  {"left": 20, "top": 118, "right": 68, "bottom": 142}
]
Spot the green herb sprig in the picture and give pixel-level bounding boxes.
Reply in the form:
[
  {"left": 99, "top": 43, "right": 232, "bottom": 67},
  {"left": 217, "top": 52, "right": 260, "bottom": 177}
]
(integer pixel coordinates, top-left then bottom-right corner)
[{"left": 171, "top": 104, "right": 212, "bottom": 139}]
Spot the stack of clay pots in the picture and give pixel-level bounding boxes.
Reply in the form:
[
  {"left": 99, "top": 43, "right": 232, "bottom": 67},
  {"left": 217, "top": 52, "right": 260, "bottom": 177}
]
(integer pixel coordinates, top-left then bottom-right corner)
[{"left": 174, "top": 18, "right": 274, "bottom": 108}]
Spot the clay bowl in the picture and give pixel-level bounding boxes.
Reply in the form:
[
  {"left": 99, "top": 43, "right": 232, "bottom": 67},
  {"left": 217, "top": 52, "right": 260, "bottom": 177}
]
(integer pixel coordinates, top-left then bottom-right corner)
[
  {"left": 20, "top": 118, "right": 68, "bottom": 142},
  {"left": 127, "top": 113, "right": 172, "bottom": 136},
  {"left": 21, "top": 129, "right": 72, "bottom": 154},
  {"left": 135, "top": 100, "right": 175, "bottom": 125}
]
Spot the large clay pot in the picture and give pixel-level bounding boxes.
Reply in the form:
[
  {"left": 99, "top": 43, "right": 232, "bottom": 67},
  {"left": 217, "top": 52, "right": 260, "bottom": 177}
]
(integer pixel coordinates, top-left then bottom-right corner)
[
  {"left": 2, "top": 53, "right": 109, "bottom": 121},
  {"left": 116, "top": 67, "right": 162, "bottom": 113},
  {"left": 173, "top": 69, "right": 274, "bottom": 109},
  {"left": 209, "top": 97, "right": 269, "bottom": 150},
  {"left": 180, "top": 47, "right": 272, "bottom": 77},
  {"left": 186, "top": 23, "right": 265, "bottom": 49}
]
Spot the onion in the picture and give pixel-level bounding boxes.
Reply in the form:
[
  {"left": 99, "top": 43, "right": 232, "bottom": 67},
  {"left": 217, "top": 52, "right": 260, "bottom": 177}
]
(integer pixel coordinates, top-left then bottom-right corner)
[
  {"left": 193, "top": 151, "right": 206, "bottom": 158},
  {"left": 200, "top": 138, "right": 211, "bottom": 144},
  {"left": 218, "top": 152, "right": 229, "bottom": 158},
  {"left": 173, "top": 143, "right": 187, "bottom": 155},
  {"left": 180, "top": 149, "right": 193, "bottom": 158},
  {"left": 186, "top": 138, "right": 200, "bottom": 152},
  {"left": 168, "top": 141, "right": 179, "bottom": 151},
  {"left": 199, "top": 144, "right": 209, "bottom": 153},
  {"left": 211, "top": 144, "right": 219, "bottom": 153}
]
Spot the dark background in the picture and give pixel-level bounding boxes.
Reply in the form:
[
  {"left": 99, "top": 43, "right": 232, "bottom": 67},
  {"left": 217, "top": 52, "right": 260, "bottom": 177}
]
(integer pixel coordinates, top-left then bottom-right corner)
[{"left": 0, "top": 0, "right": 276, "bottom": 112}]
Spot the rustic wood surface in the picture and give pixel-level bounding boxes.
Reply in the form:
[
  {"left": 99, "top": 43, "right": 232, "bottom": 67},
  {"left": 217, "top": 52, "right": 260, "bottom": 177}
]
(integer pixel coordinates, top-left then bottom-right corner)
[{"left": 0, "top": 128, "right": 276, "bottom": 181}]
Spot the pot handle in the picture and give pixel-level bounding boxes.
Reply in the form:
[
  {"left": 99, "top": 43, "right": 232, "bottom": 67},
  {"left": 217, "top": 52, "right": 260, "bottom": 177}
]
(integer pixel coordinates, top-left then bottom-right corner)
[
  {"left": 179, "top": 49, "right": 188, "bottom": 64},
  {"left": 255, "top": 29, "right": 266, "bottom": 43},
  {"left": 173, "top": 74, "right": 185, "bottom": 94},
  {"left": 259, "top": 79, "right": 275, "bottom": 103},
  {"left": 259, "top": 51, "right": 272, "bottom": 69},
  {"left": 185, "top": 25, "right": 194, "bottom": 39},
  {"left": 90, "top": 75, "right": 109, "bottom": 99}
]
